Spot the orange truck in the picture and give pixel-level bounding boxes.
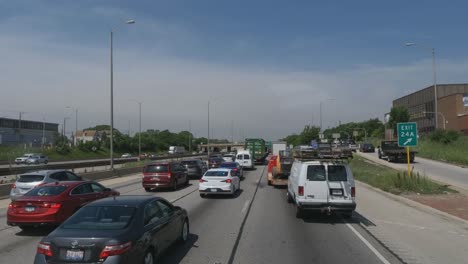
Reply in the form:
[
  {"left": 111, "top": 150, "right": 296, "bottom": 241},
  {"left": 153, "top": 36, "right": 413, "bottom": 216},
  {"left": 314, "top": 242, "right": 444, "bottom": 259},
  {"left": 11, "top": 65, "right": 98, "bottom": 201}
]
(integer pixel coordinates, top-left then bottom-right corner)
[{"left": 267, "top": 151, "right": 293, "bottom": 186}]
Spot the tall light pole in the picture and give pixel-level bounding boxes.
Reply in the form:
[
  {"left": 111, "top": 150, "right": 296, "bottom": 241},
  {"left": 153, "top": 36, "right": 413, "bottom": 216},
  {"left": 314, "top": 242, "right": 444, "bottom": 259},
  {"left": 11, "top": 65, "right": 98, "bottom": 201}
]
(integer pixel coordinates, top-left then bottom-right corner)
[
  {"left": 188, "top": 120, "right": 192, "bottom": 153},
  {"left": 110, "top": 19, "right": 135, "bottom": 170},
  {"left": 130, "top": 100, "right": 142, "bottom": 159},
  {"left": 405, "top": 42, "right": 438, "bottom": 130},
  {"left": 66, "top": 106, "right": 78, "bottom": 145},
  {"left": 207, "top": 101, "right": 210, "bottom": 158},
  {"left": 423, "top": 111, "right": 446, "bottom": 130},
  {"left": 42, "top": 118, "right": 46, "bottom": 150},
  {"left": 320, "top": 98, "right": 335, "bottom": 132}
]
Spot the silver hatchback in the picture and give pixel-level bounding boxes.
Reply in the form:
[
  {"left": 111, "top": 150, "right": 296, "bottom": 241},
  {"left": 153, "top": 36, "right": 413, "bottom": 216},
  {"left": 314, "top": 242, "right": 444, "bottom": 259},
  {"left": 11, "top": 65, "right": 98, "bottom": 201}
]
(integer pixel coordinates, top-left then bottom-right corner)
[{"left": 10, "top": 170, "right": 83, "bottom": 201}]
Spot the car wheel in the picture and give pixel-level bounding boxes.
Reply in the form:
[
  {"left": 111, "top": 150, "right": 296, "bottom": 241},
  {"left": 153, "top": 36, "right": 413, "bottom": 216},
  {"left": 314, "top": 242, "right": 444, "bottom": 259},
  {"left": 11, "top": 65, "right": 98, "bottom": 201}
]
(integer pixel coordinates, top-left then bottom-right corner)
[
  {"left": 144, "top": 187, "right": 152, "bottom": 192},
  {"left": 172, "top": 180, "right": 178, "bottom": 191},
  {"left": 44, "top": 161, "right": 48, "bottom": 164},
  {"left": 143, "top": 248, "right": 155, "bottom": 264},
  {"left": 179, "top": 219, "right": 189, "bottom": 243},
  {"left": 200, "top": 193, "right": 206, "bottom": 198},
  {"left": 287, "top": 191, "right": 294, "bottom": 203},
  {"left": 296, "top": 206, "right": 303, "bottom": 219}
]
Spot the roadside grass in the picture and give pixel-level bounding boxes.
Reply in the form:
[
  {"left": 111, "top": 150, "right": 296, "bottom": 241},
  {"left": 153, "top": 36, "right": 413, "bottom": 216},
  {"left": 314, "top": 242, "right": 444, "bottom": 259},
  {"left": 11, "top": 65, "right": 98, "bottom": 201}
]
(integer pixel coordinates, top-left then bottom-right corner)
[
  {"left": 350, "top": 155, "right": 456, "bottom": 195},
  {"left": 415, "top": 137, "right": 468, "bottom": 166},
  {"left": 0, "top": 146, "right": 122, "bottom": 162}
]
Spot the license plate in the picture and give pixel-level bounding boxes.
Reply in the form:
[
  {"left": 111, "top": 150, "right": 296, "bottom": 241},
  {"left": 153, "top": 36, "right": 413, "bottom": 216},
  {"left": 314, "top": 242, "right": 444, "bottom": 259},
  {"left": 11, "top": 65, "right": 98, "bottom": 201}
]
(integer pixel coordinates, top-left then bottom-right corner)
[
  {"left": 24, "top": 206, "right": 36, "bottom": 212},
  {"left": 210, "top": 188, "right": 218, "bottom": 192},
  {"left": 331, "top": 189, "right": 343, "bottom": 196},
  {"left": 66, "top": 250, "right": 84, "bottom": 261}
]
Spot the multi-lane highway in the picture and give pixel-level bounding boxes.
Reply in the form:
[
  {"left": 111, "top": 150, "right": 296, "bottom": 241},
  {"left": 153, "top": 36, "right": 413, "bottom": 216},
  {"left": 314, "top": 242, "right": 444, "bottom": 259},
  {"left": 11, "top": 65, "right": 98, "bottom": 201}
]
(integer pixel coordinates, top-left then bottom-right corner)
[{"left": 0, "top": 166, "right": 401, "bottom": 264}]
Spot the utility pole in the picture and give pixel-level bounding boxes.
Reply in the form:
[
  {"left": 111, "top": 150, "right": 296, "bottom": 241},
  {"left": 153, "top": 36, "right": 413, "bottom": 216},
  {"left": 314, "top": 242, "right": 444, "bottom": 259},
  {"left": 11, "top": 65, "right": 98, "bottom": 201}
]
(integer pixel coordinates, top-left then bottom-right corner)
[
  {"left": 231, "top": 120, "right": 234, "bottom": 143},
  {"left": 42, "top": 119, "right": 46, "bottom": 150},
  {"left": 189, "top": 120, "right": 192, "bottom": 153},
  {"left": 207, "top": 101, "right": 210, "bottom": 158}
]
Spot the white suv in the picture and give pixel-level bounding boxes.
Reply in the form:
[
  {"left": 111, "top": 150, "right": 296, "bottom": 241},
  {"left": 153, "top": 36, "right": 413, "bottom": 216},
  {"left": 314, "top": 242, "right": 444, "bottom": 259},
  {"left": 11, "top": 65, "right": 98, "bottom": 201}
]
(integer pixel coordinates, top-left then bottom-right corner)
[{"left": 287, "top": 160, "right": 356, "bottom": 218}]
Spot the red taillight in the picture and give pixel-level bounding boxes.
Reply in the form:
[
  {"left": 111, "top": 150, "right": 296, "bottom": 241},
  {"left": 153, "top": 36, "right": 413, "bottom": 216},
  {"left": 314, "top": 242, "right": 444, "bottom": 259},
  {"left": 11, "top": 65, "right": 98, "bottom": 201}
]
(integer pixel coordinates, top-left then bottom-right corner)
[
  {"left": 41, "top": 202, "right": 61, "bottom": 209},
  {"left": 11, "top": 183, "right": 16, "bottom": 189},
  {"left": 8, "top": 202, "right": 19, "bottom": 209},
  {"left": 232, "top": 168, "right": 238, "bottom": 171},
  {"left": 99, "top": 242, "right": 132, "bottom": 259},
  {"left": 37, "top": 242, "right": 53, "bottom": 257},
  {"left": 222, "top": 179, "right": 232, "bottom": 183},
  {"left": 199, "top": 179, "right": 207, "bottom": 183},
  {"left": 298, "top": 186, "right": 304, "bottom": 196},
  {"left": 351, "top": 187, "right": 356, "bottom": 198}
]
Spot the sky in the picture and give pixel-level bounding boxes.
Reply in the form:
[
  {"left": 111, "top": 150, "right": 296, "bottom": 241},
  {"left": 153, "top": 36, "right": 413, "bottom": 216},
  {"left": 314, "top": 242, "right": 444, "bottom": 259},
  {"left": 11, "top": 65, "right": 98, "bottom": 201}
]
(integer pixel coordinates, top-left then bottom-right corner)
[{"left": 2, "top": 0, "right": 468, "bottom": 140}]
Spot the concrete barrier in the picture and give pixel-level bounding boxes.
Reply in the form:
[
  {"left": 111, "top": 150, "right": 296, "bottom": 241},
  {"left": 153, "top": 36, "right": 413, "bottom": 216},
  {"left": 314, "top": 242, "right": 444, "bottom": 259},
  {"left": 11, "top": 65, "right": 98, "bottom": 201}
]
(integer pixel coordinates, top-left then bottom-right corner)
[{"left": 0, "top": 166, "right": 144, "bottom": 199}]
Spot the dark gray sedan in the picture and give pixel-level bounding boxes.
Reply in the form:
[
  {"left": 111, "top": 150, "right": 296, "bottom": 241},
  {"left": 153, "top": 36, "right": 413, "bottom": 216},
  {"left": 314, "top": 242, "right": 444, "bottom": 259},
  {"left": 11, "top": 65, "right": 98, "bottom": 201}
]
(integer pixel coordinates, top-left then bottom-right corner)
[{"left": 34, "top": 196, "right": 189, "bottom": 264}]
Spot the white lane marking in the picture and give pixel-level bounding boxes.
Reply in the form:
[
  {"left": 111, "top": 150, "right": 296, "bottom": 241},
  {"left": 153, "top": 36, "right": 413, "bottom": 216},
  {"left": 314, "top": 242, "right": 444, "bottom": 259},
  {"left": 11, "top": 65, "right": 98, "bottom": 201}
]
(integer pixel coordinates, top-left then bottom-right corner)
[
  {"left": 241, "top": 200, "right": 251, "bottom": 214},
  {"left": 346, "top": 223, "right": 391, "bottom": 264}
]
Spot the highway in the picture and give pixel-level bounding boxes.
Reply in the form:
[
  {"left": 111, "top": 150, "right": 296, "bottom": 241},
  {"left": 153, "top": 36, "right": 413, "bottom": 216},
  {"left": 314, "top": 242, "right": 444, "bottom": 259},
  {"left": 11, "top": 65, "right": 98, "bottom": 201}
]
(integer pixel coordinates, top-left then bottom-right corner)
[
  {"left": 0, "top": 166, "right": 401, "bottom": 264},
  {"left": 359, "top": 151, "right": 468, "bottom": 191}
]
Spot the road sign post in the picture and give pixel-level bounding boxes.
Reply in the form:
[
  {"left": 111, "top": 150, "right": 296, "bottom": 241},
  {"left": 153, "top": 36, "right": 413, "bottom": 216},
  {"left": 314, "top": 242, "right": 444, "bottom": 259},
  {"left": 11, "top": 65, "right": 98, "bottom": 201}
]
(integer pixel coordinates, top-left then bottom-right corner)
[{"left": 397, "top": 122, "right": 418, "bottom": 176}]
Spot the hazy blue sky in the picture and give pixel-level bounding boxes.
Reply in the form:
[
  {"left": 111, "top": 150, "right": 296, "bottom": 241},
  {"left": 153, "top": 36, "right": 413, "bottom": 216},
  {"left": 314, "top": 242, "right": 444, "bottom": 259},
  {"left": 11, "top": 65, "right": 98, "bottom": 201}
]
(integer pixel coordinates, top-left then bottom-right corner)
[{"left": 2, "top": 0, "right": 468, "bottom": 140}]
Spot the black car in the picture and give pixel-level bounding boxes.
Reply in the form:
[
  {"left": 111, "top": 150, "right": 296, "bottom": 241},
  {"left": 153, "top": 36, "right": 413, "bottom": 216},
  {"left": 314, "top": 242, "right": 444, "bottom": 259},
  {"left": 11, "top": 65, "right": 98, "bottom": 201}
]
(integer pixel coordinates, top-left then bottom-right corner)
[
  {"left": 34, "top": 196, "right": 189, "bottom": 264},
  {"left": 181, "top": 159, "right": 207, "bottom": 179},
  {"left": 208, "top": 158, "right": 224, "bottom": 168},
  {"left": 360, "top": 143, "right": 375, "bottom": 153}
]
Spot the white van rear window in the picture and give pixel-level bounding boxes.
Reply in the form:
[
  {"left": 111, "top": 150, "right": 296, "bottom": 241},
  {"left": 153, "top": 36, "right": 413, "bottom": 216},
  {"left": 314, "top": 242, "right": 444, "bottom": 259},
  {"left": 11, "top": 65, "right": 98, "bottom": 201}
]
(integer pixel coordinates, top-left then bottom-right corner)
[
  {"left": 244, "top": 155, "right": 250, "bottom": 159},
  {"left": 328, "top": 165, "right": 347, "bottom": 181},
  {"left": 307, "top": 165, "right": 326, "bottom": 181}
]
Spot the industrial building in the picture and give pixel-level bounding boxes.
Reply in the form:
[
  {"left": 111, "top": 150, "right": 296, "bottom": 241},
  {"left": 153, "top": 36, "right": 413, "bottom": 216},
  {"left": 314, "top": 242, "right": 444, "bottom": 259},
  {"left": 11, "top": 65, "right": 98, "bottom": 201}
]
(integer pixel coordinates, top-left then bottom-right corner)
[
  {"left": 393, "top": 84, "right": 468, "bottom": 135},
  {"left": 0, "top": 117, "right": 59, "bottom": 146}
]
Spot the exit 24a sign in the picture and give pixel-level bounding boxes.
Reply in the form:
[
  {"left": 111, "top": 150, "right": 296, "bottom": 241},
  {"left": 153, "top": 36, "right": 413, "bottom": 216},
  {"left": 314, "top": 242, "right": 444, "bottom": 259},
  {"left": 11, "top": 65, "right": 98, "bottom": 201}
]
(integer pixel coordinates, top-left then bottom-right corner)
[{"left": 397, "top": 122, "right": 418, "bottom": 147}]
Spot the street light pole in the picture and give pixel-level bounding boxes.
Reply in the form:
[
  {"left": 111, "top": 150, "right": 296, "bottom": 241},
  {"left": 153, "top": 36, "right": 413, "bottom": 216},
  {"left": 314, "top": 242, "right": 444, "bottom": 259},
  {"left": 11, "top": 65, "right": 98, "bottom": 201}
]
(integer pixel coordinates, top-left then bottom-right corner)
[
  {"left": 42, "top": 118, "right": 46, "bottom": 150},
  {"left": 405, "top": 43, "right": 438, "bottom": 130},
  {"left": 207, "top": 101, "right": 210, "bottom": 158},
  {"left": 110, "top": 20, "right": 135, "bottom": 170},
  {"left": 188, "top": 120, "right": 192, "bottom": 153},
  {"left": 138, "top": 102, "right": 141, "bottom": 159}
]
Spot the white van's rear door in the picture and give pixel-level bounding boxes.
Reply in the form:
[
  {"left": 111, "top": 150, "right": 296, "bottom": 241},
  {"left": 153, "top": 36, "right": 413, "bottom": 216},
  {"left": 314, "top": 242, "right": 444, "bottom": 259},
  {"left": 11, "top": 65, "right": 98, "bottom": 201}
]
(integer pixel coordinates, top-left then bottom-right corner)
[
  {"left": 304, "top": 165, "right": 328, "bottom": 203},
  {"left": 327, "top": 164, "right": 353, "bottom": 202}
]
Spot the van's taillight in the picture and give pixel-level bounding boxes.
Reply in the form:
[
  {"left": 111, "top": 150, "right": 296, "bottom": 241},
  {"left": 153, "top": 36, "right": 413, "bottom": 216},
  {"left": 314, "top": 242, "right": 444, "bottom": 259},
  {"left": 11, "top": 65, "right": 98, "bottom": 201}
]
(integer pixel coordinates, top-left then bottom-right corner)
[
  {"left": 222, "top": 179, "right": 232, "bottom": 183},
  {"left": 298, "top": 186, "right": 304, "bottom": 196},
  {"left": 37, "top": 242, "right": 53, "bottom": 257},
  {"left": 99, "top": 242, "right": 132, "bottom": 259},
  {"left": 351, "top": 187, "right": 356, "bottom": 198}
]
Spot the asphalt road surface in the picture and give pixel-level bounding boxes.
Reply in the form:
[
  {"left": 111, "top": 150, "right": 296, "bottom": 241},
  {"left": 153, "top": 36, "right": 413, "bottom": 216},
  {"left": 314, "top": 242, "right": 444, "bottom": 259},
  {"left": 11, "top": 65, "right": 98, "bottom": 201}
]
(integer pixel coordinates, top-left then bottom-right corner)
[{"left": 0, "top": 166, "right": 401, "bottom": 264}]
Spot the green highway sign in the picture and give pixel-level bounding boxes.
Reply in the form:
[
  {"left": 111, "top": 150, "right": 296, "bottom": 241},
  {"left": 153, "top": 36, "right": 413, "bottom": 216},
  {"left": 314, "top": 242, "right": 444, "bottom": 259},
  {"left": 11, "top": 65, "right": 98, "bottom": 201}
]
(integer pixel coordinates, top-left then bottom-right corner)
[{"left": 397, "top": 122, "right": 418, "bottom": 147}]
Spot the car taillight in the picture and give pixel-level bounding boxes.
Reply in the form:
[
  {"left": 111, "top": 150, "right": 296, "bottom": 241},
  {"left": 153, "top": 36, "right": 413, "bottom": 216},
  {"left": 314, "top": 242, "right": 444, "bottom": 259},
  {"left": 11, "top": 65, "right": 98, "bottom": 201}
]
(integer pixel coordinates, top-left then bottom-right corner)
[
  {"left": 199, "top": 179, "right": 207, "bottom": 183},
  {"left": 232, "top": 168, "right": 238, "bottom": 171},
  {"left": 351, "top": 187, "right": 356, "bottom": 198},
  {"left": 41, "top": 202, "right": 61, "bottom": 209},
  {"left": 222, "top": 179, "right": 232, "bottom": 183},
  {"left": 11, "top": 183, "right": 16, "bottom": 189},
  {"left": 37, "top": 242, "right": 53, "bottom": 257},
  {"left": 9, "top": 202, "right": 19, "bottom": 209},
  {"left": 99, "top": 242, "right": 132, "bottom": 259},
  {"left": 298, "top": 186, "right": 304, "bottom": 196}
]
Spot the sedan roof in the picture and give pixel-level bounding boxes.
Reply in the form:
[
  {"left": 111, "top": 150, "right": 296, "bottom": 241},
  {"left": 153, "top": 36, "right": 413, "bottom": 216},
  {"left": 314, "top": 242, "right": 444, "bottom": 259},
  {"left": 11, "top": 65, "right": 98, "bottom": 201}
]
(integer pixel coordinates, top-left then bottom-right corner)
[
  {"left": 19, "top": 169, "right": 69, "bottom": 176},
  {"left": 87, "top": 195, "right": 161, "bottom": 207},
  {"left": 40, "top": 180, "right": 93, "bottom": 188}
]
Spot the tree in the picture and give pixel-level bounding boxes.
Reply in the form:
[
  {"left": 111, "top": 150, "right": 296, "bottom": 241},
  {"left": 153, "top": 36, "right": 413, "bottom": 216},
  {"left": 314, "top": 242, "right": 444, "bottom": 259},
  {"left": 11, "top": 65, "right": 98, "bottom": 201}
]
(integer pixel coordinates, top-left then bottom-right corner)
[{"left": 388, "top": 106, "right": 410, "bottom": 135}]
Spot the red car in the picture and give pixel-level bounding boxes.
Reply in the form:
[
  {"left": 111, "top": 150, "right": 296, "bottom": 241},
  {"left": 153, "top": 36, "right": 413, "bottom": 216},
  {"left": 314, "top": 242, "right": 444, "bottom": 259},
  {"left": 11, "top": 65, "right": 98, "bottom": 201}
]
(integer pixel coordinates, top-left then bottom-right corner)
[
  {"left": 142, "top": 162, "right": 189, "bottom": 191},
  {"left": 7, "top": 181, "right": 119, "bottom": 231}
]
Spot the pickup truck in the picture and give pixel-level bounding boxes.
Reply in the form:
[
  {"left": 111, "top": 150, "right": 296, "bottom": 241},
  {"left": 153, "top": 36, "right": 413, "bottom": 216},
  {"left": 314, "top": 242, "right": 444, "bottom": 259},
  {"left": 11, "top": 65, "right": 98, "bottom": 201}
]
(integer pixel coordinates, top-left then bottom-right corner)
[{"left": 378, "top": 140, "right": 417, "bottom": 163}]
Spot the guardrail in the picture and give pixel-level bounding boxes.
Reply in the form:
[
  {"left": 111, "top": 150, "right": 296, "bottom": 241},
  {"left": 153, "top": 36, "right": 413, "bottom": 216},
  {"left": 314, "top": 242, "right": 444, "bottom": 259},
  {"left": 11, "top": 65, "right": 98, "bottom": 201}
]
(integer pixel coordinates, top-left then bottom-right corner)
[{"left": 0, "top": 153, "right": 205, "bottom": 177}]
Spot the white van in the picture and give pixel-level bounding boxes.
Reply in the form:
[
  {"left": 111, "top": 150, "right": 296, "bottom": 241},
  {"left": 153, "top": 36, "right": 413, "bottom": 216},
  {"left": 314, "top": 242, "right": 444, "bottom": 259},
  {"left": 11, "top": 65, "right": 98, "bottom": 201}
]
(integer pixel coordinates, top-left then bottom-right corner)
[
  {"left": 287, "top": 160, "right": 356, "bottom": 218},
  {"left": 236, "top": 150, "right": 254, "bottom": 170}
]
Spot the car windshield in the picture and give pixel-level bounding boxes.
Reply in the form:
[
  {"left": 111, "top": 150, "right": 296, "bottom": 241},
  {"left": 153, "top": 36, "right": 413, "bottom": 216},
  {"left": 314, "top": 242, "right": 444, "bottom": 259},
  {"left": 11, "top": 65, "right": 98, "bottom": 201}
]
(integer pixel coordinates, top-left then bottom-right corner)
[
  {"left": 24, "top": 185, "right": 67, "bottom": 196},
  {"left": 204, "top": 171, "right": 229, "bottom": 177},
  {"left": 144, "top": 165, "right": 168, "bottom": 173},
  {"left": 61, "top": 206, "right": 136, "bottom": 230},
  {"left": 328, "top": 165, "right": 348, "bottom": 181},
  {"left": 18, "top": 175, "right": 45, "bottom": 183}
]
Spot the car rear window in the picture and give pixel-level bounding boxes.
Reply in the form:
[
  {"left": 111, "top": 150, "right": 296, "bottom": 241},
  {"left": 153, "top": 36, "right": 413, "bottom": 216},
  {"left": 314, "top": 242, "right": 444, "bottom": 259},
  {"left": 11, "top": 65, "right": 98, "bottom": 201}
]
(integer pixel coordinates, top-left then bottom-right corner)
[
  {"left": 328, "top": 165, "right": 348, "bottom": 181},
  {"left": 61, "top": 206, "right": 135, "bottom": 230},
  {"left": 144, "top": 165, "right": 168, "bottom": 173},
  {"left": 307, "top": 165, "right": 326, "bottom": 181},
  {"left": 24, "top": 186, "right": 67, "bottom": 196},
  {"left": 204, "top": 171, "right": 229, "bottom": 177},
  {"left": 182, "top": 160, "right": 198, "bottom": 165},
  {"left": 18, "top": 175, "right": 45, "bottom": 183},
  {"left": 220, "top": 163, "right": 236, "bottom": 168}
]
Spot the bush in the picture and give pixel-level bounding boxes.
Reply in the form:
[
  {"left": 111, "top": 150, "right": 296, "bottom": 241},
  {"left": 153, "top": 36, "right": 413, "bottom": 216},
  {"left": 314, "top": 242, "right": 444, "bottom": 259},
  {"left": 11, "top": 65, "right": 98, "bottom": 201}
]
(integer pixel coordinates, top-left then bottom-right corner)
[
  {"left": 428, "top": 129, "right": 460, "bottom": 144},
  {"left": 78, "top": 141, "right": 101, "bottom": 152},
  {"left": 55, "top": 145, "right": 71, "bottom": 154}
]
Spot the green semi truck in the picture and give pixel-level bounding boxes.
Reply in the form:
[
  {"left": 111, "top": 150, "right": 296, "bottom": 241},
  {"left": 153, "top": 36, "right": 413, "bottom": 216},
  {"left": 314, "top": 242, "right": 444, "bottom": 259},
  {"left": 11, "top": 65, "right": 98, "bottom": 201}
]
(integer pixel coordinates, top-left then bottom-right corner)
[{"left": 245, "top": 138, "right": 269, "bottom": 164}]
